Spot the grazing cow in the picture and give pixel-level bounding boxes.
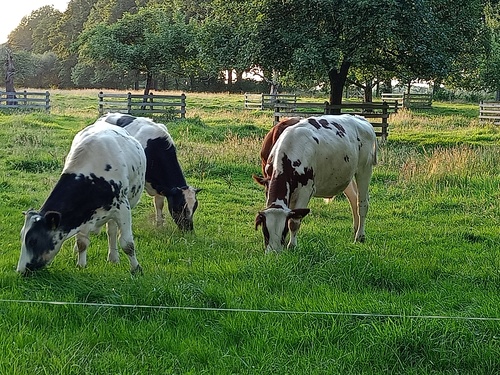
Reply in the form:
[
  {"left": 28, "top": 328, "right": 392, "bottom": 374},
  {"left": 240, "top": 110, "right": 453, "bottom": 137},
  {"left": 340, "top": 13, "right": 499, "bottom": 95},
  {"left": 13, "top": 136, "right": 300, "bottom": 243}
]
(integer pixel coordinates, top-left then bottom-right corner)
[
  {"left": 254, "top": 116, "right": 358, "bottom": 207},
  {"left": 254, "top": 114, "right": 377, "bottom": 253},
  {"left": 101, "top": 113, "right": 199, "bottom": 231},
  {"left": 17, "top": 121, "right": 146, "bottom": 273}
]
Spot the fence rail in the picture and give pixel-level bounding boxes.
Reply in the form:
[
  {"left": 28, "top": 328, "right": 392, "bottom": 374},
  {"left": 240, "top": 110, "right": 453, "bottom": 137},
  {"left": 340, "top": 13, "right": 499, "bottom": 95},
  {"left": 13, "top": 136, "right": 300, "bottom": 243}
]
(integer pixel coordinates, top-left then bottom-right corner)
[
  {"left": 479, "top": 101, "right": 500, "bottom": 125},
  {"left": 274, "top": 101, "right": 390, "bottom": 141},
  {"left": 0, "top": 90, "right": 50, "bottom": 112},
  {"left": 98, "top": 92, "right": 186, "bottom": 118},
  {"left": 403, "top": 93, "right": 432, "bottom": 109},
  {"left": 244, "top": 93, "right": 297, "bottom": 110}
]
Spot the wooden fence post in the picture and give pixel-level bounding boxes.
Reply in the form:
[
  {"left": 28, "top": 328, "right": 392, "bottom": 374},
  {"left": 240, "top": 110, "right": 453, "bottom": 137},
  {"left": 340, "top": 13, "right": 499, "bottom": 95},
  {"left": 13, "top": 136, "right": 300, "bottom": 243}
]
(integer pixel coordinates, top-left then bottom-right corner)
[
  {"left": 180, "top": 93, "right": 186, "bottom": 118},
  {"left": 98, "top": 91, "right": 104, "bottom": 115},
  {"left": 45, "top": 91, "right": 50, "bottom": 112},
  {"left": 127, "top": 92, "right": 132, "bottom": 114},
  {"left": 149, "top": 92, "right": 154, "bottom": 111}
]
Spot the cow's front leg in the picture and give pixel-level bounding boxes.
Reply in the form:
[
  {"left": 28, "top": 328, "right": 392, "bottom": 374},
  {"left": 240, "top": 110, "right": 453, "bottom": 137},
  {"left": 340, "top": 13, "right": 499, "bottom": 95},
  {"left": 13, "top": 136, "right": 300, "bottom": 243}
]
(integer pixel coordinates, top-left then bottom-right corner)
[
  {"left": 74, "top": 232, "right": 90, "bottom": 268},
  {"left": 117, "top": 208, "right": 142, "bottom": 274},
  {"left": 106, "top": 220, "right": 120, "bottom": 263},
  {"left": 287, "top": 218, "right": 302, "bottom": 249},
  {"left": 153, "top": 195, "right": 165, "bottom": 226}
]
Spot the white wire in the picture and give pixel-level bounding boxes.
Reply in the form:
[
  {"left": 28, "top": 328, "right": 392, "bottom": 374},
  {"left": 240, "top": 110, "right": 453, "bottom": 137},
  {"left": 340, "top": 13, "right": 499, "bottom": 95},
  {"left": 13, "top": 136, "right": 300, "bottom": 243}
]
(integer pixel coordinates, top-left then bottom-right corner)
[{"left": 1, "top": 299, "right": 499, "bottom": 322}]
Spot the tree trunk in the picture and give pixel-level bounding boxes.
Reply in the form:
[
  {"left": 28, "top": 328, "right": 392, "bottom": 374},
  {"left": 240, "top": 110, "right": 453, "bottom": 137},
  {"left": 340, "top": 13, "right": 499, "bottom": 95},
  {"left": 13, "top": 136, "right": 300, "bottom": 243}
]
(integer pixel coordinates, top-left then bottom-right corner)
[
  {"left": 328, "top": 61, "right": 351, "bottom": 110},
  {"left": 269, "top": 70, "right": 280, "bottom": 95},
  {"left": 143, "top": 71, "right": 153, "bottom": 96},
  {"left": 364, "top": 80, "right": 373, "bottom": 103},
  {"left": 227, "top": 69, "right": 233, "bottom": 89},
  {"left": 4, "top": 50, "right": 16, "bottom": 105}
]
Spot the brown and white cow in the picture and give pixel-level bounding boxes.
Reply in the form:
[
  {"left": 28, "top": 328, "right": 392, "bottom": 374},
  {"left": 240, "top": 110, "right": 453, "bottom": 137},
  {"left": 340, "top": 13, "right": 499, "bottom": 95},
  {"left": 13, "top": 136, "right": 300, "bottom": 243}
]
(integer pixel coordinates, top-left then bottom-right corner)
[
  {"left": 254, "top": 114, "right": 377, "bottom": 253},
  {"left": 17, "top": 121, "right": 146, "bottom": 273},
  {"left": 254, "top": 116, "right": 358, "bottom": 207},
  {"left": 101, "top": 113, "right": 199, "bottom": 231}
]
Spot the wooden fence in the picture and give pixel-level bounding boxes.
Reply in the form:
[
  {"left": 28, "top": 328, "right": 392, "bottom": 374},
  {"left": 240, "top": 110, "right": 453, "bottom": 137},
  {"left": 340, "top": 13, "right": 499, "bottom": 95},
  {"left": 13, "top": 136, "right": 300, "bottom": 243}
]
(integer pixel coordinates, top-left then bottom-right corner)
[
  {"left": 479, "top": 101, "right": 500, "bottom": 125},
  {"left": 403, "top": 93, "right": 432, "bottom": 109},
  {"left": 0, "top": 90, "right": 50, "bottom": 112},
  {"left": 244, "top": 93, "right": 297, "bottom": 110},
  {"left": 98, "top": 92, "right": 186, "bottom": 118},
  {"left": 381, "top": 92, "right": 432, "bottom": 109},
  {"left": 273, "top": 101, "right": 390, "bottom": 141}
]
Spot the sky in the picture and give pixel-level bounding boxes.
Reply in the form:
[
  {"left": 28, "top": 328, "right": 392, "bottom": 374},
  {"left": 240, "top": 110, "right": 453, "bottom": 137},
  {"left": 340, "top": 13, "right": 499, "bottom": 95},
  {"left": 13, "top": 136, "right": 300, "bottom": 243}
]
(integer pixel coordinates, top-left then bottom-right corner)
[{"left": 1, "top": 0, "right": 70, "bottom": 44}]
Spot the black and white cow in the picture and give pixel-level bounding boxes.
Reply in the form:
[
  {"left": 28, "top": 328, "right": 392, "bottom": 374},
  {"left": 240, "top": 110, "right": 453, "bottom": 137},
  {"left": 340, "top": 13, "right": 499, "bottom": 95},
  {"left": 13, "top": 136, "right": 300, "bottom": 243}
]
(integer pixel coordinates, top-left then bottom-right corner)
[
  {"left": 17, "top": 121, "right": 146, "bottom": 274},
  {"left": 101, "top": 113, "right": 199, "bottom": 231},
  {"left": 254, "top": 114, "right": 377, "bottom": 253}
]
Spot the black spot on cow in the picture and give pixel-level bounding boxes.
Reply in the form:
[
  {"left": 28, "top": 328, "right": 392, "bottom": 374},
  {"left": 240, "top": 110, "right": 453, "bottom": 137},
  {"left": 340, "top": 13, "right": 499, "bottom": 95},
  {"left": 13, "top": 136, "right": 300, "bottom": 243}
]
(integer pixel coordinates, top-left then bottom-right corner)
[
  {"left": 344, "top": 155, "right": 350, "bottom": 162},
  {"left": 308, "top": 118, "right": 321, "bottom": 129},
  {"left": 312, "top": 137, "right": 319, "bottom": 144},
  {"left": 318, "top": 119, "right": 333, "bottom": 130},
  {"left": 111, "top": 115, "right": 136, "bottom": 127},
  {"left": 39, "top": 173, "right": 122, "bottom": 234},
  {"left": 331, "top": 122, "right": 346, "bottom": 138},
  {"left": 293, "top": 160, "right": 302, "bottom": 167},
  {"left": 105, "top": 164, "right": 112, "bottom": 171}
]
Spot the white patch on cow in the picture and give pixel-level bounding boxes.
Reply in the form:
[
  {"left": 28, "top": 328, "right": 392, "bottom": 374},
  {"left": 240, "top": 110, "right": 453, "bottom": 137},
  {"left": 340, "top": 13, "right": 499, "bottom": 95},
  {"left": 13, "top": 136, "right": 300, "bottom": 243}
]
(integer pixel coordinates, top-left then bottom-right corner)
[
  {"left": 182, "top": 187, "right": 198, "bottom": 217},
  {"left": 262, "top": 207, "right": 290, "bottom": 253}
]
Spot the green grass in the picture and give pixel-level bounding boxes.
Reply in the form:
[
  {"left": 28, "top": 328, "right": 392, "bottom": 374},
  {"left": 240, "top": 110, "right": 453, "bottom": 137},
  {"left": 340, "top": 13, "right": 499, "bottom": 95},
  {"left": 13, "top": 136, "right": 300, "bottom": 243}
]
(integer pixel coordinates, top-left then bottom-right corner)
[{"left": 0, "top": 92, "right": 499, "bottom": 374}]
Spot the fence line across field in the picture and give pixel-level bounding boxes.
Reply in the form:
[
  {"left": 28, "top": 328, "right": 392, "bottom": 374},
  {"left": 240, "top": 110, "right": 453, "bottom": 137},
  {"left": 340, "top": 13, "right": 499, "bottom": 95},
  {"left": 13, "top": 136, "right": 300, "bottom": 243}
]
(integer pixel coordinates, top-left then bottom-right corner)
[
  {"left": 0, "top": 90, "right": 51, "bottom": 112},
  {"left": 98, "top": 91, "right": 186, "bottom": 118},
  {"left": 1, "top": 299, "right": 498, "bottom": 322}
]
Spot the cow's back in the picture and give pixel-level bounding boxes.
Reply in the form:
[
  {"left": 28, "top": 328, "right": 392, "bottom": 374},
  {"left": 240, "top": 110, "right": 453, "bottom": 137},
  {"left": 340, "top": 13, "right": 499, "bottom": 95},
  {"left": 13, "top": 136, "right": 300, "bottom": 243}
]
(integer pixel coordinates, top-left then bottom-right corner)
[{"left": 64, "top": 121, "right": 146, "bottom": 206}]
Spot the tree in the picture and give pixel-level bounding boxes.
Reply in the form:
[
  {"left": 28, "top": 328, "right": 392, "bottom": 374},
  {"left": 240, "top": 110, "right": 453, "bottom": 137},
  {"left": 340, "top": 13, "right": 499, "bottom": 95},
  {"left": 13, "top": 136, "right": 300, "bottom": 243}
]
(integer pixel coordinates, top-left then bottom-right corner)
[
  {"left": 478, "top": 1, "right": 500, "bottom": 97},
  {"left": 7, "top": 6, "right": 62, "bottom": 54},
  {"left": 78, "top": 6, "right": 195, "bottom": 94},
  {"left": 249, "top": 0, "right": 488, "bottom": 104}
]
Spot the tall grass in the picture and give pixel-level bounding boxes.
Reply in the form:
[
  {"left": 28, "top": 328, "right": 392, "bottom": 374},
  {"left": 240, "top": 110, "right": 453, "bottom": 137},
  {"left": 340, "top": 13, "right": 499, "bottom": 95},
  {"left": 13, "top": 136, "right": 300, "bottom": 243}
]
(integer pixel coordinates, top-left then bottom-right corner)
[{"left": 0, "top": 91, "right": 499, "bottom": 374}]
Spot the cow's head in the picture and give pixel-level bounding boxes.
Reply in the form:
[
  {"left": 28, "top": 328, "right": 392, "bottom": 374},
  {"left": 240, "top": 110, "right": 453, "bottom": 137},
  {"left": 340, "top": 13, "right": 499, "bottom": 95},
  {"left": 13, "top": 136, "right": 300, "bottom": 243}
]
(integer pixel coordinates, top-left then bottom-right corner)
[
  {"left": 166, "top": 186, "right": 200, "bottom": 231},
  {"left": 18, "top": 210, "right": 65, "bottom": 274},
  {"left": 255, "top": 207, "right": 310, "bottom": 253}
]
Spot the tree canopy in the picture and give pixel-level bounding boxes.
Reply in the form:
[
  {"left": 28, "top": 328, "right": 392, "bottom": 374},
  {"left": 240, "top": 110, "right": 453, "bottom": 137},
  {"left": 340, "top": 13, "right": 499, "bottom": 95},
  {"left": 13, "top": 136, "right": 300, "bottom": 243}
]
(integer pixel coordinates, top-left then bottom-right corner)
[{"left": 1, "top": 0, "right": 497, "bottom": 99}]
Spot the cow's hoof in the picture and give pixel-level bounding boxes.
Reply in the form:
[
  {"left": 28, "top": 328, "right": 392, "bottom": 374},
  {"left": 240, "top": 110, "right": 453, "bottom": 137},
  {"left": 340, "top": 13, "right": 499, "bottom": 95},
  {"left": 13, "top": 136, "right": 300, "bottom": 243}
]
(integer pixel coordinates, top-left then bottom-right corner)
[
  {"left": 355, "top": 235, "right": 366, "bottom": 243},
  {"left": 131, "top": 264, "right": 143, "bottom": 275}
]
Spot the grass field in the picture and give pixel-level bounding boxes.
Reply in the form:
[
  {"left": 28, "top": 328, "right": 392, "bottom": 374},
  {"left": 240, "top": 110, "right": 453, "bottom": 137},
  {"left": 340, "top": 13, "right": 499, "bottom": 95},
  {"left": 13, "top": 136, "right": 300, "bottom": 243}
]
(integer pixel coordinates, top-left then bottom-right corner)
[{"left": 0, "top": 91, "right": 499, "bottom": 374}]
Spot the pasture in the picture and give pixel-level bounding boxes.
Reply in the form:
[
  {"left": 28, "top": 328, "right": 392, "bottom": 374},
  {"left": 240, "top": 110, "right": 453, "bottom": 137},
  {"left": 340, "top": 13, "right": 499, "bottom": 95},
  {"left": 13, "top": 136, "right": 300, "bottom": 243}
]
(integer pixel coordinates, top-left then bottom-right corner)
[{"left": 0, "top": 91, "right": 499, "bottom": 374}]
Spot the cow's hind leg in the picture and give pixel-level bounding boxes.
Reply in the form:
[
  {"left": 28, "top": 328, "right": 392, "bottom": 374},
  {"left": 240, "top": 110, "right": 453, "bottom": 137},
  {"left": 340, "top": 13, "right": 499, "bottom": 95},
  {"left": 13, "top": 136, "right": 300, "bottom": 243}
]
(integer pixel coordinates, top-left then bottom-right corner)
[
  {"left": 354, "top": 170, "right": 373, "bottom": 243},
  {"left": 116, "top": 207, "right": 142, "bottom": 274},
  {"left": 153, "top": 195, "right": 165, "bottom": 226},
  {"left": 106, "top": 220, "right": 120, "bottom": 263},
  {"left": 342, "top": 180, "right": 360, "bottom": 240}
]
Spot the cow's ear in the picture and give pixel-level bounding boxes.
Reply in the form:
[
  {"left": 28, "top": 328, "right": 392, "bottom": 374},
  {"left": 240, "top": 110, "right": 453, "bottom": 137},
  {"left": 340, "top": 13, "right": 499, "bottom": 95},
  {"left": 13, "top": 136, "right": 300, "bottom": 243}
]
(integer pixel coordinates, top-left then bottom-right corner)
[
  {"left": 44, "top": 211, "right": 61, "bottom": 230},
  {"left": 252, "top": 174, "right": 268, "bottom": 187},
  {"left": 22, "top": 208, "right": 37, "bottom": 217},
  {"left": 255, "top": 212, "right": 265, "bottom": 230},
  {"left": 289, "top": 208, "right": 310, "bottom": 220},
  {"left": 194, "top": 188, "right": 202, "bottom": 194}
]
